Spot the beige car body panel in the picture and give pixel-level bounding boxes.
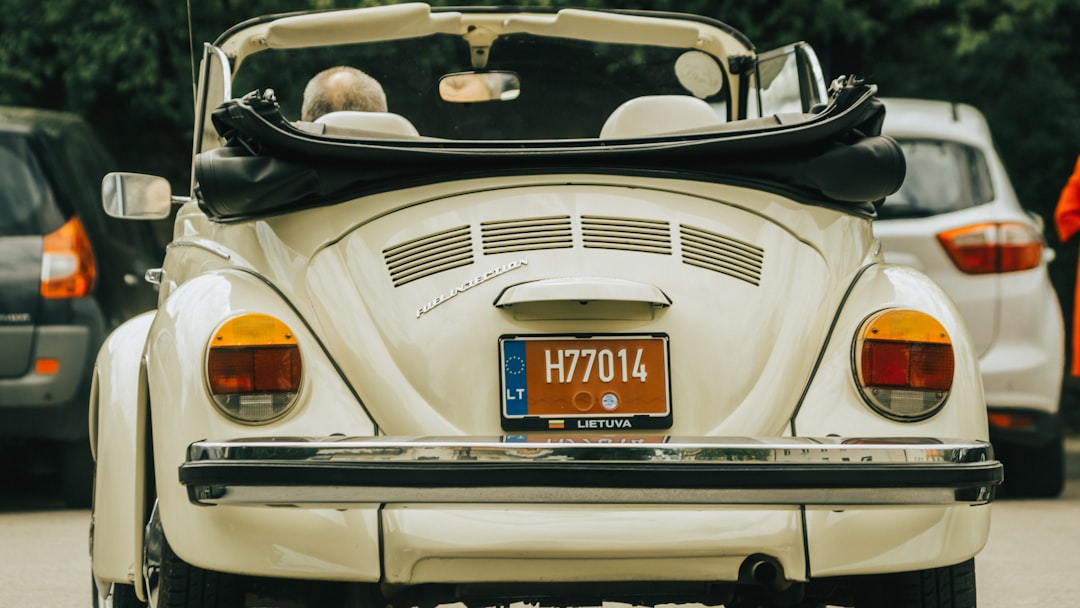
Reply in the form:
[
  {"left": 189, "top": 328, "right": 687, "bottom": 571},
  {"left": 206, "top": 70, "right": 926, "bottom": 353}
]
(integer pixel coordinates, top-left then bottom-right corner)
[
  {"left": 93, "top": 177, "right": 989, "bottom": 585},
  {"left": 89, "top": 313, "right": 152, "bottom": 586}
]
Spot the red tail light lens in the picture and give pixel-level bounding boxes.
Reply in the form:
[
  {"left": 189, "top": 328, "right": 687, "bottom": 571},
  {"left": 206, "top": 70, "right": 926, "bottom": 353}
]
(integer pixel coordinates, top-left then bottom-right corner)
[
  {"left": 207, "top": 347, "right": 301, "bottom": 394},
  {"left": 854, "top": 309, "right": 954, "bottom": 421},
  {"left": 41, "top": 217, "right": 96, "bottom": 298},
  {"left": 206, "top": 314, "right": 302, "bottom": 423},
  {"left": 987, "top": 411, "right": 1036, "bottom": 430},
  {"left": 937, "top": 222, "right": 1043, "bottom": 274}
]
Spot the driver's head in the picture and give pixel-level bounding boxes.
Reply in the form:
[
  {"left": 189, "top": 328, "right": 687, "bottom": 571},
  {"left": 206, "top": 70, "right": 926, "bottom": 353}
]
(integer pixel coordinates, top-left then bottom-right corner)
[{"left": 302, "top": 66, "right": 387, "bottom": 121}]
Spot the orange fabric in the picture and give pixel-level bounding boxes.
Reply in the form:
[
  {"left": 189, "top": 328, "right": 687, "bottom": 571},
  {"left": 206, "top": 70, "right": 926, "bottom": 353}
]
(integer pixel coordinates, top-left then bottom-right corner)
[{"left": 1054, "top": 154, "right": 1080, "bottom": 375}]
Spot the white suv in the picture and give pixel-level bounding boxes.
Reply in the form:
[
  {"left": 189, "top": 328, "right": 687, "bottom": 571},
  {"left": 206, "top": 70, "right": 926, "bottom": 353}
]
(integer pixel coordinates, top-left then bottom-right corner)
[{"left": 876, "top": 97, "right": 1065, "bottom": 497}]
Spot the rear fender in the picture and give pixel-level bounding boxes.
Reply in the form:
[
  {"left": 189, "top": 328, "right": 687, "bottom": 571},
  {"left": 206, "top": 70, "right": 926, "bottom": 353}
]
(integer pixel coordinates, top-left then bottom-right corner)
[
  {"left": 146, "top": 270, "right": 380, "bottom": 579},
  {"left": 795, "top": 263, "right": 991, "bottom": 577},
  {"left": 90, "top": 312, "right": 154, "bottom": 593},
  {"left": 794, "top": 262, "right": 987, "bottom": 440}
]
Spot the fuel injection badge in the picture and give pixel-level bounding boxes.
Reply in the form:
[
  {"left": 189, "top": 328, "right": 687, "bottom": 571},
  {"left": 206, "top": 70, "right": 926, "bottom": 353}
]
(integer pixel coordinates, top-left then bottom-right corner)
[{"left": 416, "top": 259, "right": 528, "bottom": 318}]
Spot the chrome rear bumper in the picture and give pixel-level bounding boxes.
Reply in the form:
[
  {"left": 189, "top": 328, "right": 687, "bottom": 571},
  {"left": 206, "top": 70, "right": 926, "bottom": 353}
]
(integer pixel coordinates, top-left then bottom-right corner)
[{"left": 180, "top": 436, "right": 1002, "bottom": 507}]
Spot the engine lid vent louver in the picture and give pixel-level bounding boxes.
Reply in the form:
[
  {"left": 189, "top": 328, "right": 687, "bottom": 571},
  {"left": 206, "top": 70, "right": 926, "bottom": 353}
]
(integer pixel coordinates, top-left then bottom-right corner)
[
  {"left": 481, "top": 216, "right": 574, "bottom": 254},
  {"left": 382, "top": 217, "right": 765, "bottom": 288},
  {"left": 582, "top": 215, "right": 672, "bottom": 254},
  {"left": 680, "top": 224, "right": 764, "bottom": 286},
  {"left": 384, "top": 225, "right": 474, "bottom": 287}
]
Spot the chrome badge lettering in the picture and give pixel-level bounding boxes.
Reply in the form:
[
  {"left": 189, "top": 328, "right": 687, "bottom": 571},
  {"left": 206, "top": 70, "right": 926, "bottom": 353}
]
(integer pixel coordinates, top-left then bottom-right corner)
[
  {"left": 416, "top": 259, "right": 528, "bottom": 318},
  {"left": 0, "top": 312, "right": 31, "bottom": 324}
]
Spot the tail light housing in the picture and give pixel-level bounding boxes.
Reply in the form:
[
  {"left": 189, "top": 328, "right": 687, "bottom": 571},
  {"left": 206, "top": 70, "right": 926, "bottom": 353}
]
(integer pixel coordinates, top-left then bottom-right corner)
[
  {"left": 206, "top": 313, "right": 302, "bottom": 423},
  {"left": 854, "top": 309, "right": 954, "bottom": 421},
  {"left": 937, "top": 222, "right": 1043, "bottom": 274},
  {"left": 41, "top": 216, "right": 96, "bottom": 298}
]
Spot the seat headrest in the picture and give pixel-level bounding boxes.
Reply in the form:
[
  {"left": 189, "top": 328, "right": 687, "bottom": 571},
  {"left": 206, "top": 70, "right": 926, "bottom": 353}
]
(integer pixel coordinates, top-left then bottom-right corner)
[
  {"left": 314, "top": 111, "right": 420, "bottom": 138},
  {"left": 600, "top": 95, "right": 722, "bottom": 139}
]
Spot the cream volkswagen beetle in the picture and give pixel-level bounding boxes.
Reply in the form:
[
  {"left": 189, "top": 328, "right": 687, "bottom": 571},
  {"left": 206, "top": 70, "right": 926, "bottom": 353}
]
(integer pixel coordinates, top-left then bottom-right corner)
[{"left": 89, "top": 4, "right": 1002, "bottom": 608}]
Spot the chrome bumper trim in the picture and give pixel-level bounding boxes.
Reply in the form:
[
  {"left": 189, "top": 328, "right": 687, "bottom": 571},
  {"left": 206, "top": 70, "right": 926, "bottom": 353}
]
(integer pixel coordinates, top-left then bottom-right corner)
[{"left": 180, "top": 436, "right": 1002, "bottom": 506}]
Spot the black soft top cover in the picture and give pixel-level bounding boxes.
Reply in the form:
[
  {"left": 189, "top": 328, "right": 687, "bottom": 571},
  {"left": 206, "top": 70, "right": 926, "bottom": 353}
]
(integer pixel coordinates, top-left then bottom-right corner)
[{"left": 195, "top": 78, "right": 904, "bottom": 221}]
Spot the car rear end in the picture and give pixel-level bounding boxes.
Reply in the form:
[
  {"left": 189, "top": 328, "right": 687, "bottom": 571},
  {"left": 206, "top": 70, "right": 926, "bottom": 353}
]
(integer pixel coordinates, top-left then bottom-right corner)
[
  {"left": 0, "top": 112, "right": 105, "bottom": 505},
  {"left": 89, "top": 7, "right": 1002, "bottom": 608},
  {"left": 875, "top": 98, "right": 1065, "bottom": 497},
  {"left": 158, "top": 168, "right": 997, "bottom": 608}
]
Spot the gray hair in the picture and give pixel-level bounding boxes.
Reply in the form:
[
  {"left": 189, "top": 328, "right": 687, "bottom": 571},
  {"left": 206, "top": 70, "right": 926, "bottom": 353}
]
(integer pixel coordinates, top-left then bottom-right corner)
[{"left": 301, "top": 66, "right": 387, "bottom": 121}]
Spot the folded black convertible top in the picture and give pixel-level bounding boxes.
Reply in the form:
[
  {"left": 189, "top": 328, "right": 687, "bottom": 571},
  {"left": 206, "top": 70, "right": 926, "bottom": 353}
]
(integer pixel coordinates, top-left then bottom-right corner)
[{"left": 195, "top": 77, "right": 904, "bottom": 221}]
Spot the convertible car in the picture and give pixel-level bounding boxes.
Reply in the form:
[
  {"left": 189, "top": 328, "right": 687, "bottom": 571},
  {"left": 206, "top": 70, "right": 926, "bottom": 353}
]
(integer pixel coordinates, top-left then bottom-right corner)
[{"left": 89, "top": 4, "right": 1002, "bottom": 608}]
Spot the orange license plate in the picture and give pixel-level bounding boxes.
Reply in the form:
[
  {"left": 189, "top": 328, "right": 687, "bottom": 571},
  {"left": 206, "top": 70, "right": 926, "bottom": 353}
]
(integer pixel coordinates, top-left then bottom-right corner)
[{"left": 500, "top": 335, "right": 671, "bottom": 431}]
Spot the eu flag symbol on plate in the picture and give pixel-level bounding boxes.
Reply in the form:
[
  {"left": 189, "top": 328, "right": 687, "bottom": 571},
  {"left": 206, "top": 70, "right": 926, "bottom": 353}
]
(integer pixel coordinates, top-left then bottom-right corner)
[{"left": 503, "top": 339, "right": 528, "bottom": 416}]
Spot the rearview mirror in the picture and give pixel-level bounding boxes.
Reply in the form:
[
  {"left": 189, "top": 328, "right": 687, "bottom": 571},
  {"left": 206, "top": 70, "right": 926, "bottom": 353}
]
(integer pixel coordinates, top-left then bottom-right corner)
[
  {"left": 101, "top": 172, "right": 173, "bottom": 220},
  {"left": 439, "top": 71, "right": 521, "bottom": 103}
]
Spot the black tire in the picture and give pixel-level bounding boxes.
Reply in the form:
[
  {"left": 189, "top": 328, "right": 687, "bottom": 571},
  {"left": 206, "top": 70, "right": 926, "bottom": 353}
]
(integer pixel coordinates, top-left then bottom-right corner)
[
  {"left": 158, "top": 537, "right": 244, "bottom": 608},
  {"left": 60, "top": 439, "right": 94, "bottom": 508},
  {"left": 852, "top": 559, "right": 976, "bottom": 608},
  {"left": 998, "top": 431, "right": 1065, "bottom": 499}
]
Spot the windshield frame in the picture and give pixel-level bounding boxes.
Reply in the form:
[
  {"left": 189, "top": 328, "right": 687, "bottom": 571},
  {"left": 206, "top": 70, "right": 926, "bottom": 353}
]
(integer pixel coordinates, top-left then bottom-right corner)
[{"left": 196, "top": 5, "right": 760, "bottom": 155}]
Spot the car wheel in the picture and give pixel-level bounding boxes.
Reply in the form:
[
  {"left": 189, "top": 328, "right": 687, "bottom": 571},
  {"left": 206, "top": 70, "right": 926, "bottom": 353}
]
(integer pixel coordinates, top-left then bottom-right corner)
[
  {"left": 998, "top": 430, "right": 1065, "bottom": 499},
  {"left": 157, "top": 536, "right": 244, "bottom": 608},
  {"left": 61, "top": 439, "right": 94, "bottom": 508},
  {"left": 851, "top": 559, "right": 976, "bottom": 608}
]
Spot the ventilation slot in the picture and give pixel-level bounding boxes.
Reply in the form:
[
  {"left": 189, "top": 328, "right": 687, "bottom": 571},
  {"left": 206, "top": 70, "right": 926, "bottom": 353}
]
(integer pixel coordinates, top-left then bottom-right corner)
[
  {"left": 680, "top": 225, "right": 763, "bottom": 286},
  {"left": 384, "top": 226, "right": 473, "bottom": 287},
  {"left": 481, "top": 216, "right": 573, "bottom": 254},
  {"left": 582, "top": 216, "right": 671, "bottom": 254}
]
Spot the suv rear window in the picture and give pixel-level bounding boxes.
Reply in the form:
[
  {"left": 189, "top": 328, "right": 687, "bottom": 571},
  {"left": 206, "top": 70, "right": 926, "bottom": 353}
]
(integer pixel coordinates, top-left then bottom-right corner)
[
  {"left": 879, "top": 139, "right": 995, "bottom": 219},
  {"left": 0, "top": 133, "right": 63, "bottom": 236}
]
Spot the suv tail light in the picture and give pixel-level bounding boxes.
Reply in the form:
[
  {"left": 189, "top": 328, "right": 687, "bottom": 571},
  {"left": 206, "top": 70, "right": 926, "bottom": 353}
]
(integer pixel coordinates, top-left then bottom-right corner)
[
  {"left": 987, "top": 411, "right": 1036, "bottom": 430},
  {"left": 854, "top": 309, "right": 954, "bottom": 421},
  {"left": 937, "top": 222, "right": 1043, "bottom": 274},
  {"left": 206, "top": 313, "right": 302, "bottom": 424},
  {"left": 41, "top": 216, "right": 96, "bottom": 299}
]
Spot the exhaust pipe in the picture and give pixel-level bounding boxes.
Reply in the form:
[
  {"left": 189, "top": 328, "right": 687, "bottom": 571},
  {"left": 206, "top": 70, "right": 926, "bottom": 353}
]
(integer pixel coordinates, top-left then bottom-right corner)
[{"left": 743, "top": 555, "right": 792, "bottom": 592}]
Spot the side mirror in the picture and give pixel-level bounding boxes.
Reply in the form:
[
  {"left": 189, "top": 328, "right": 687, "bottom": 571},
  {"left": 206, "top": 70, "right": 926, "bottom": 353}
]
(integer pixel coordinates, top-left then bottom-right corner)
[{"left": 101, "top": 172, "right": 173, "bottom": 220}]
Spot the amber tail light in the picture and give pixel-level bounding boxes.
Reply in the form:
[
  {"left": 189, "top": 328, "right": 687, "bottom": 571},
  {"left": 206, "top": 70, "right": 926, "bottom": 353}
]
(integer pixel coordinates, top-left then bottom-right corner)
[
  {"left": 206, "top": 314, "right": 302, "bottom": 423},
  {"left": 41, "top": 217, "right": 96, "bottom": 299},
  {"left": 854, "top": 309, "right": 954, "bottom": 421},
  {"left": 937, "top": 222, "right": 1043, "bottom": 274}
]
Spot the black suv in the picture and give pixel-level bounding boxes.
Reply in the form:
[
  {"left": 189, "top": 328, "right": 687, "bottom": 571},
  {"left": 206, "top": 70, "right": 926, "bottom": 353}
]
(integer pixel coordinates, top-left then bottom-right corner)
[{"left": 0, "top": 107, "right": 167, "bottom": 506}]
